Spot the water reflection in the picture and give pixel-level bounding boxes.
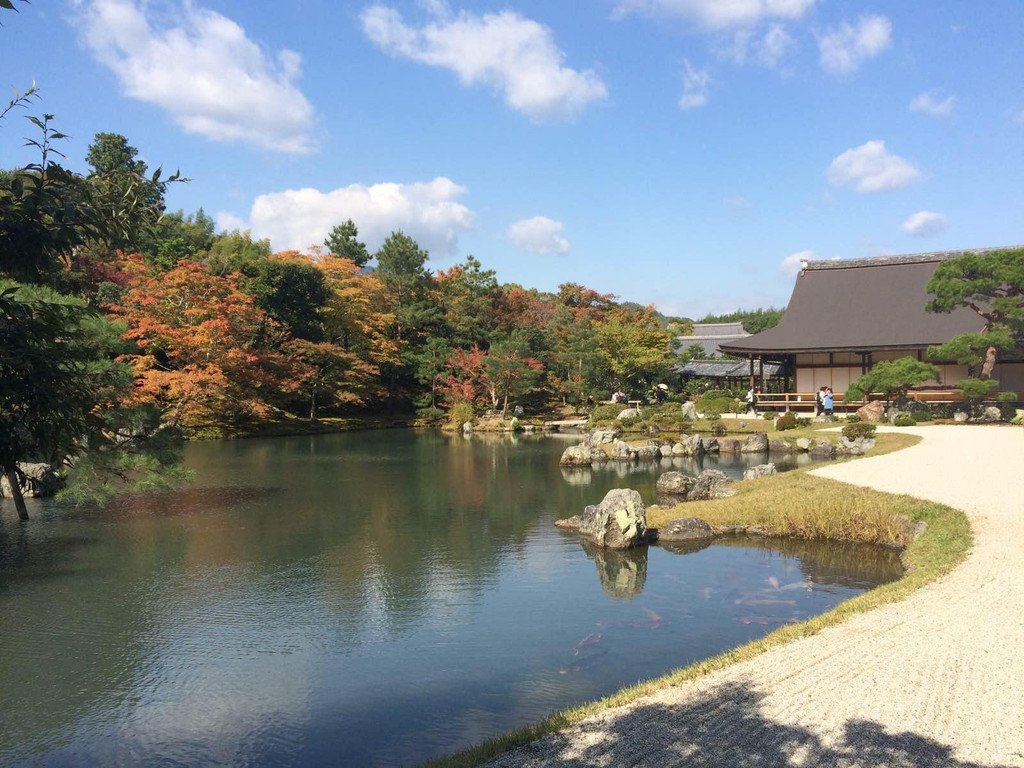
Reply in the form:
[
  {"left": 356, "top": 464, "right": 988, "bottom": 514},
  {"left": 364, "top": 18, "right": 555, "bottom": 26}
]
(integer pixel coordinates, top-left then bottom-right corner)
[
  {"left": 0, "top": 431, "right": 902, "bottom": 767},
  {"left": 580, "top": 541, "right": 648, "bottom": 600}
]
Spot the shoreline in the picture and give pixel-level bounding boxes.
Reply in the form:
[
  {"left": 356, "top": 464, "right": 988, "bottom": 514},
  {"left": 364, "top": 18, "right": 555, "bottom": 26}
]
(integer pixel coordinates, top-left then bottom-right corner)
[{"left": 426, "top": 428, "right": 976, "bottom": 768}]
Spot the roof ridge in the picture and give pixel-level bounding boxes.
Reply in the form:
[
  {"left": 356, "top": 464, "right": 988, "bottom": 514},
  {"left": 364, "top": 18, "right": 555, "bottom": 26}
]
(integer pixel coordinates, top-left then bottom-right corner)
[{"left": 806, "top": 245, "right": 1024, "bottom": 270}]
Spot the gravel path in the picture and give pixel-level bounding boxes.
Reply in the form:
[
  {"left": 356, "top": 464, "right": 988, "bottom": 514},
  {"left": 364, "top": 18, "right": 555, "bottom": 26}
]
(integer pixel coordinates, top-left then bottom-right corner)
[{"left": 488, "top": 425, "right": 1024, "bottom": 767}]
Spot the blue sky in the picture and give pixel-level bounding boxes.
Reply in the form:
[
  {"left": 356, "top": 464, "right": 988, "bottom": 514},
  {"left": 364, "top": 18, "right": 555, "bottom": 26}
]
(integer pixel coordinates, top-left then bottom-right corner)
[{"left": 2, "top": 0, "right": 1022, "bottom": 316}]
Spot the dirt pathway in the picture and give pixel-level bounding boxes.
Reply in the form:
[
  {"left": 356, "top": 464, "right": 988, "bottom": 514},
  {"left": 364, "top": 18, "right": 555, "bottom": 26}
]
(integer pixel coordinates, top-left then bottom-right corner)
[{"left": 488, "top": 425, "right": 1024, "bottom": 767}]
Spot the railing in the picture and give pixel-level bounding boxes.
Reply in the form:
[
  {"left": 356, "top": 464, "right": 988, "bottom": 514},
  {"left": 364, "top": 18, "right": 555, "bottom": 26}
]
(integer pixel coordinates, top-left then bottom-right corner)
[{"left": 757, "top": 390, "right": 1023, "bottom": 412}]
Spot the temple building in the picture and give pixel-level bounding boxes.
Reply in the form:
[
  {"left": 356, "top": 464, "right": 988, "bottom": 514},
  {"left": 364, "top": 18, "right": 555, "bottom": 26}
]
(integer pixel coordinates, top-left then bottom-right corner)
[{"left": 718, "top": 247, "right": 1024, "bottom": 402}]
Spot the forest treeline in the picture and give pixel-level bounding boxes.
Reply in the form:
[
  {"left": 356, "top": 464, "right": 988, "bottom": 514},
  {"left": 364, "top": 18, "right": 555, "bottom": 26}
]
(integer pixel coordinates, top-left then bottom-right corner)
[{"left": 0, "top": 110, "right": 779, "bottom": 508}]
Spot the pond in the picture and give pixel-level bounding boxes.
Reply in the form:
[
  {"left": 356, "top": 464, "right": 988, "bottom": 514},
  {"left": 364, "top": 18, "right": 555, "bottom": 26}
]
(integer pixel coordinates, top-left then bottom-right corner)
[{"left": 0, "top": 431, "right": 902, "bottom": 767}]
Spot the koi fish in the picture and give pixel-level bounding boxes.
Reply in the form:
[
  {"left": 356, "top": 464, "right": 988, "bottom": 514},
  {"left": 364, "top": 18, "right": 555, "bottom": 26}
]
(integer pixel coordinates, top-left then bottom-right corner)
[
  {"left": 766, "top": 576, "right": 780, "bottom": 591},
  {"left": 574, "top": 632, "right": 602, "bottom": 655},
  {"left": 701, "top": 587, "right": 714, "bottom": 600},
  {"left": 734, "top": 597, "right": 797, "bottom": 606},
  {"left": 559, "top": 650, "right": 608, "bottom": 674},
  {"left": 642, "top": 608, "right": 663, "bottom": 623},
  {"left": 779, "top": 581, "right": 812, "bottom": 591}
]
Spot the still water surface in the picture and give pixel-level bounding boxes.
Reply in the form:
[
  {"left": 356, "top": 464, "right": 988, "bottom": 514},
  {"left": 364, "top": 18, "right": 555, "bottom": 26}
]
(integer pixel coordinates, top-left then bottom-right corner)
[{"left": 0, "top": 431, "right": 902, "bottom": 766}]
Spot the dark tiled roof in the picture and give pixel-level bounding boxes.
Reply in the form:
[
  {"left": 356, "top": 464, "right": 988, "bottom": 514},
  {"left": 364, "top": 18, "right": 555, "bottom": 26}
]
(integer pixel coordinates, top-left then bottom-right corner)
[
  {"left": 719, "top": 249, "right": 1018, "bottom": 354},
  {"left": 673, "top": 360, "right": 784, "bottom": 378},
  {"left": 675, "top": 323, "right": 750, "bottom": 357},
  {"left": 806, "top": 245, "right": 1023, "bottom": 271},
  {"left": 690, "top": 322, "right": 747, "bottom": 337}
]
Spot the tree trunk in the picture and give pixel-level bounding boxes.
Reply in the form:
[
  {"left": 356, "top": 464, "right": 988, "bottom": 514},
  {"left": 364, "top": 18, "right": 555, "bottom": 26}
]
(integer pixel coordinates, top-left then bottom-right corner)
[
  {"left": 4, "top": 468, "right": 29, "bottom": 521},
  {"left": 981, "top": 345, "right": 998, "bottom": 379},
  {"left": 310, "top": 391, "right": 318, "bottom": 423},
  {"left": 502, "top": 392, "right": 509, "bottom": 419}
]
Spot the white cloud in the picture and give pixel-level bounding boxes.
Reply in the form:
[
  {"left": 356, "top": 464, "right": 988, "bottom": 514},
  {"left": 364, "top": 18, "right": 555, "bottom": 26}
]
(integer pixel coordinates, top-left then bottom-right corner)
[
  {"left": 910, "top": 91, "right": 955, "bottom": 117},
  {"left": 726, "top": 23, "right": 796, "bottom": 68},
  {"left": 901, "top": 211, "right": 948, "bottom": 237},
  {"left": 679, "top": 60, "right": 710, "bottom": 109},
  {"left": 360, "top": 5, "right": 607, "bottom": 121},
  {"left": 826, "top": 140, "right": 922, "bottom": 192},
  {"left": 505, "top": 216, "right": 570, "bottom": 255},
  {"left": 73, "top": 0, "right": 316, "bottom": 153},
  {"left": 223, "top": 178, "right": 475, "bottom": 255},
  {"left": 614, "top": 0, "right": 815, "bottom": 30},
  {"left": 817, "top": 14, "right": 892, "bottom": 75},
  {"left": 779, "top": 249, "right": 813, "bottom": 276}
]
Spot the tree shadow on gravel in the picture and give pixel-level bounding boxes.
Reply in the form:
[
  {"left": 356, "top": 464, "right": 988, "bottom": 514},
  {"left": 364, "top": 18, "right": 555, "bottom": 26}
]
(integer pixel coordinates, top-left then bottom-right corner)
[{"left": 495, "top": 681, "right": 1010, "bottom": 767}]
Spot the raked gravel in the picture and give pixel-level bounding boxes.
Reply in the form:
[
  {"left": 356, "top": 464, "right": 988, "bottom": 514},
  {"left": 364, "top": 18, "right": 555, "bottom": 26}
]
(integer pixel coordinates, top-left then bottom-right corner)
[{"left": 488, "top": 425, "right": 1024, "bottom": 767}]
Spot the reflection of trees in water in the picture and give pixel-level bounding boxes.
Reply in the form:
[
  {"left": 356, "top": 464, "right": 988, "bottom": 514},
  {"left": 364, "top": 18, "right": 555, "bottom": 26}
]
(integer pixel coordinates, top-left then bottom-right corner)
[
  {"left": 713, "top": 536, "right": 903, "bottom": 588},
  {"left": 580, "top": 540, "right": 648, "bottom": 600}
]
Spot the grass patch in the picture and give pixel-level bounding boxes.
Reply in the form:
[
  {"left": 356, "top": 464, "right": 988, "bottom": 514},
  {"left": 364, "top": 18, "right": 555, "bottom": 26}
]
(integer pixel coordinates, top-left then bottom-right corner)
[
  {"left": 647, "top": 435, "right": 921, "bottom": 546},
  {"left": 426, "top": 432, "right": 971, "bottom": 768}
]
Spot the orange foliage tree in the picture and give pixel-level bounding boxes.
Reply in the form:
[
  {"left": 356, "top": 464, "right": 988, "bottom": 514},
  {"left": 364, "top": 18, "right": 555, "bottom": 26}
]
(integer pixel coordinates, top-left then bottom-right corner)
[{"left": 108, "top": 256, "right": 297, "bottom": 431}]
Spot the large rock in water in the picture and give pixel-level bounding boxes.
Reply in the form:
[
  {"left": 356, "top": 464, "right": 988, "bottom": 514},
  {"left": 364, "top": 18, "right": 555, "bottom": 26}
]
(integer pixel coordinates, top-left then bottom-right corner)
[
  {"left": 577, "top": 488, "right": 648, "bottom": 549},
  {"left": 856, "top": 400, "right": 884, "bottom": 423},
  {"left": 740, "top": 433, "right": 769, "bottom": 453},
  {"left": 611, "top": 440, "right": 638, "bottom": 461},
  {"left": 559, "top": 444, "right": 592, "bottom": 467},
  {"left": 718, "top": 438, "right": 741, "bottom": 454},
  {"left": 589, "top": 427, "right": 620, "bottom": 444},
  {"left": 656, "top": 471, "right": 696, "bottom": 496},
  {"left": 0, "top": 463, "right": 63, "bottom": 498},
  {"left": 658, "top": 516, "right": 714, "bottom": 542},
  {"left": 675, "top": 434, "right": 704, "bottom": 456},
  {"left": 680, "top": 401, "right": 699, "bottom": 421},
  {"left": 743, "top": 463, "right": 777, "bottom": 480},
  {"left": 634, "top": 444, "right": 661, "bottom": 461},
  {"left": 687, "top": 470, "right": 736, "bottom": 501},
  {"left": 795, "top": 437, "right": 814, "bottom": 452},
  {"left": 768, "top": 439, "right": 793, "bottom": 454}
]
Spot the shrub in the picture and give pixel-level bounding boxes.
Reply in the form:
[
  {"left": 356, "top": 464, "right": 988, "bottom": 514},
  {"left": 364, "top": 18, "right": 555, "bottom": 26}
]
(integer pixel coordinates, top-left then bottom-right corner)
[
  {"left": 775, "top": 412, "right": 799, "bottom": 431},
  {"left": 509, "top": 416, "right": 521, "bottom": 431},
  {"left": 845, "top": 414, "right": 861, "bottom": 423},
  {"left": 447, "top": 402, "right": 475, "bottom": 429},
  {"left": 618, "top": 414, "right": 643, "bottom": 429},
  {"left": 842, "top": 422, "right": 877, "bottom": 440},
  {"left": 590, "top": 404, "right": 623, "bottom": 423},
  {"left": 762, "top": 410, "right": 777, "bottom": 420},
  {"left": 711, "top": 420, "right": 728, "bottom": 437},
  {"left": 893, "top": 414, "right": 916, "bottom": 427}
]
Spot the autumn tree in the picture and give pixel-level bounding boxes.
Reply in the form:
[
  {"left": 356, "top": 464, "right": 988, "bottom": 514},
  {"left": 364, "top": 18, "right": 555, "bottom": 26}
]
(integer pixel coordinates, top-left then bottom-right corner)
[
  {"left": 109, "top": 257, "right": 293, "bottom": 431},
  {"left": 927, "top": 248, "right": 1024, "bottom": 380},
  {"left": 286, "top": 339, "right": 377, "bottom": 422},
  {"left": 595, "top": 306, "right": 671, "bottom": 390}
]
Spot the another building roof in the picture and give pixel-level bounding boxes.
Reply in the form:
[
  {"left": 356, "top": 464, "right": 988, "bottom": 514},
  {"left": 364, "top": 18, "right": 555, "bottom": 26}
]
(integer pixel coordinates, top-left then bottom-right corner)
[
  {"left": 673, "top": 359, "right": 784, "bottom": 378},
  {"left": 675, "top": 322, "right": 750, "bottom": 357},
  {"left": 719, "top": 247, "right": 1020, "bottom": 355}
]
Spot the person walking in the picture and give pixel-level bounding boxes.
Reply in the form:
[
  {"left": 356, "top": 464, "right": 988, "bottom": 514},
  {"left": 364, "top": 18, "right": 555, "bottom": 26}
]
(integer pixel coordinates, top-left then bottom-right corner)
[
  {"left": 814, "top": 386, "right": 825, "bottom": 417},
  {"left": 745, "top": 386, "right": 758, "bottom": 416},
  {"left": 823, "top": 387, "right": 834, "bottom": 419}
]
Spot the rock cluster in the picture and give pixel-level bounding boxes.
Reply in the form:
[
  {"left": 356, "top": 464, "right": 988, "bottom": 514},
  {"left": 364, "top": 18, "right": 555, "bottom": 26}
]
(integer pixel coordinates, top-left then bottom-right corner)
[
  {"left": 0, "top": 463, "right": 63, "bottom": 499},
  {"left": 740, "top": 433, "right": 768, "bottom": 453},
  {"left": 656, "top": 469, "right": 735, "bottom": 501},
  {"left": 838, "top": 436, "right": 877, "bottom": 455}
]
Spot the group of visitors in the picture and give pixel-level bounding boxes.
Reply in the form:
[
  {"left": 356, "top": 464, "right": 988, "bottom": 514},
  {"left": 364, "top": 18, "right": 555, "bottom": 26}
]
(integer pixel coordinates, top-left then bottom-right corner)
[{"left": 815, "top": 386, "right": 834, "bottom": 418}]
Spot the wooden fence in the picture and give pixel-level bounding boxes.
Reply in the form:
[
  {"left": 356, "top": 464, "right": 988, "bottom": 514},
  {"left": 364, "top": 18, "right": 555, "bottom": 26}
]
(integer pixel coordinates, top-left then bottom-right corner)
[{"left": 757, "top": 390, "right": 1022, "bottom": 412}]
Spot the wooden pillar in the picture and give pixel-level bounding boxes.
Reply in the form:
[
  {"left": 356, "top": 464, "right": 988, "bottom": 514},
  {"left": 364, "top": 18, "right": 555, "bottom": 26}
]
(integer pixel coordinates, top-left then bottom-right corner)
[{"left": 749, "top": 355, "right": 755, "bottom": 390}]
